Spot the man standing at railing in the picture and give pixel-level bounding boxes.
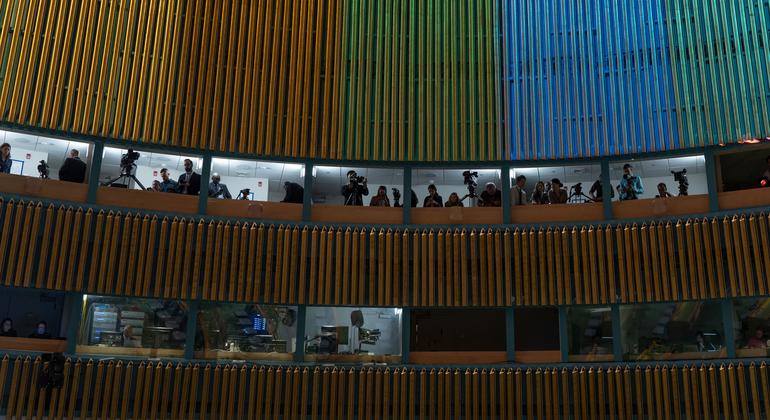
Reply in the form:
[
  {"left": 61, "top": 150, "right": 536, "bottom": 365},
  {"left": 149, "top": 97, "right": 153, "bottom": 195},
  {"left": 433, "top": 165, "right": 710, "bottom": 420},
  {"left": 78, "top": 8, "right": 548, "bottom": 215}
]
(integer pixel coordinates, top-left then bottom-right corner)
[
  {"left": 0, "top": 143, "right": 11, "bottom": 174},
  {"left": 177, "top": 158, "right": 201, "bottom": 195},
  {"left": 58, "top": 149, "right": 87, "bottom": 183},
  {"left": 618, "top": 163, "right": 644, "bottom": 200}
]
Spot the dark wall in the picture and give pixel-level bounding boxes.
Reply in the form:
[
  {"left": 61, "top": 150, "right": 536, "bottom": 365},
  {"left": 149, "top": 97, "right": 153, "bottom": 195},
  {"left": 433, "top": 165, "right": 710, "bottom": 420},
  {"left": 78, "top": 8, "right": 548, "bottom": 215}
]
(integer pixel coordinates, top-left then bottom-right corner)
[{"left": 719, "top": 149, "right": 770, "bottom": 191}]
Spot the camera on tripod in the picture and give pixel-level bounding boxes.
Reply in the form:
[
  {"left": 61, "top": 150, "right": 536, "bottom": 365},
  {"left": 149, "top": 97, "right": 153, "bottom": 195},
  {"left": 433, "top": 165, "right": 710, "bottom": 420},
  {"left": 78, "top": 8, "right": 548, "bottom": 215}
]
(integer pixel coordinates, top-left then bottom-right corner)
[
  {"left": 37, "top": 160, "right": 49, "bottom": 179},
  {"left": 391, "top": 187, "right": 401, "bottom": 201},
  {"left": 671, "top": 169, "right": 688, "bottom": 196},
  {"left": 121, "top": 149, "right": 140, "bottom": 172},
  {"left": 462, "top": 170, "right": 479, "bottom": 198},
  {"left": 238, "top": 188, "right": 251, "bottom": 200},
  {"left": 570, "top": 182, "right": 583, "bottom": 195}
]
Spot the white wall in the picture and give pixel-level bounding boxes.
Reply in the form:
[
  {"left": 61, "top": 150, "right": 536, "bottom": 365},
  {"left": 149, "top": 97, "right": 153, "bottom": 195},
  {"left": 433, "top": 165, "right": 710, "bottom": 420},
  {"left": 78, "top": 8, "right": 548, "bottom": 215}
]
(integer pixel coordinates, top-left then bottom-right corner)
[
  {"left": 305, "top": 307, "right": 402, "bottom": 355},
  {"left": 132, "top": 166, "right": 270, "bottom": 200},
  {"left": 7, "top": 148, "right": 48, "bottom": 177}
]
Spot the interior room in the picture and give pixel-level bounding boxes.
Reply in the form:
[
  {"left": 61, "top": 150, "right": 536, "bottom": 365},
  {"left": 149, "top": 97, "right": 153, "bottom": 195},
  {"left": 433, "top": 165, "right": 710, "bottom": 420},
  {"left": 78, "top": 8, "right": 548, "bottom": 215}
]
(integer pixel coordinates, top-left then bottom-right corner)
[
  {"left": 209, "top": 158, "right": 304, "bottom": 202},
  {"left": 511, "top": 164, "right": 602, "bottom": 204},
  {"left": 410, "top": 309, "right": 506, "bottom": 352},
  {"left": 99, "top": 146, "right": 202, "bottom": 192},
  {"left": 566, "top": 306, "right": 614, "bottom": 361},
  {"left": 733, "top": 298, "right": 770, "bottom": 357},
  {"left": 412, "top": 168, "right": 502, "bottom": 207},
  {"left": 304, "top": 307, "right": 402, "bottom": 357},
  {"left": 0, "top": 129, "right": 91, "bottom": 180},
  {"left": 0, "top": 288, "right": 65, "bottom": 339},
  {"left": 620, "top": 301, "right": 724, "bottom": 360},
  {"left": 312, "top": 166, "right": 404, "bottom": 206},
  {"left": 610, "top": 155, "right": 708, "bottom": 200}
]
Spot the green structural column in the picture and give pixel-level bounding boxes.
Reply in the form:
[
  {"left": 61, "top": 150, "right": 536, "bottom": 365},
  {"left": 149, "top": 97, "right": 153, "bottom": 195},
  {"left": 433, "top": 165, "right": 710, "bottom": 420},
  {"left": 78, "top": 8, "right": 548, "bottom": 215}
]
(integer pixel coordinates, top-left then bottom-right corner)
[
  {"left": 600, "top": 160, "right": 613, "bottom": 219},
  {"left": 721, "top": 299, "right": 736, "bottom": 359},
  {"left": 65, "top": 292, "right": 85, "bottom": 354},
  {"left": 403, "top": 167, "right": 412, "bottom": 224},
  {"left": 401, "top": 308, "right": 411, "bottom": 364},
  {"left": 558, "top": 307, "right": 569, "bottom": 362},
  {"left": 611, "top": 305, "right": 623, "bottom": 361},
  {"left": 294, "top": 306, "right": 307, "bottom": 362},
  {"left": 302, "top": 162, "right": 314, "bottom": 221},
  {"left": 183, "top": 300, "right": 200, "bottom": 360},
  {"left": 704, "top": 148, "right": 719, "bottom": 212},
  {"left": 86, "top": 142, "right": 104, "bottom": 204},
  {"left": 198, "top": 153, "right": 213, "bottom": 215},
  {"left": 505, "top": 308, "right": 515, "bottom": 362},
  {"left": 501, "top": 164, "right": 512, "bottom": 223}
]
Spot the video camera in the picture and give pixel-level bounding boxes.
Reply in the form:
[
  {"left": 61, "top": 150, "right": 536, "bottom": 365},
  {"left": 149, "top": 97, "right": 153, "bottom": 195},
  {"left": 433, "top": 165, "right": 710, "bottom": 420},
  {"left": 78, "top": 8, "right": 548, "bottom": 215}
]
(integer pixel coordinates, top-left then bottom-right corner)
[
  {"left": 391, "top": 187, "right": 401, "bottom": 201},
  {"left": 238, "top": 188, "right": 251, "bottom": 200},
  {"left": 672, "top": 169, "right": 688, "bottom": 196},
  {"left": 120, "top": 149, "right": 140, "bottom": 176},
  {"left": 348, "top": 171, "right": 366, "bottom": 187},
  {"left": 37, "top": 160, "right": 49, "bottom": 179},
  {"left": 570, "top": 182, "right": 583, "bottom": 195},
  {"left": 462, "top": 170, "right": 479, "bottom": 198}
]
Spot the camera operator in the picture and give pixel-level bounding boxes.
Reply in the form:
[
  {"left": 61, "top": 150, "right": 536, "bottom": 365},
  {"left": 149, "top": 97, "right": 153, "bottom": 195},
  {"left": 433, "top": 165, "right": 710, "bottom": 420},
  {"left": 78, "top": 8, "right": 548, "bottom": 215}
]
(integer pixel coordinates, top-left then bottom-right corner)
[
  {"left": 618, "top": 163, "right": 643, "bottom": 200},
  {"left": 656, "top": 183, "right": 673, "bottom": 198},
  {"left": 423, "top": 184, "right": 443, "bottom": 207},
  {"left": 176, "top": 159, "right": 201, "bottom": 195},
  {"left": 159, "top": 168, "right": 178, "bottom": 192},
  {"left": 445, "top": 192, "right": 464, "bottom": 207},
  {"left": 208, "top": 173, "right": 232, "bottom": 199},
  {"left": 58, "top": 149, "right": 87, "bottom": 183},
  {"left": 478, "top": 182, "right": 502, "bottom": 207},
  {"left": 0, "top": 142, "right": 11, "bottom": 174},
  {"left": 281, "top": 181, "right": 304, "bottom": 203},
  {"left": 370, "top": 185, "right": 391, "bottom": 207},
  {"left": 548, "top": 178, "right": 568, "bottom": 204},
  {"left": 341, "top": 170, "right": 369, "bottom": 206},
  {"left": 511, "top": 175, "right": 528, "bottom": 206}
]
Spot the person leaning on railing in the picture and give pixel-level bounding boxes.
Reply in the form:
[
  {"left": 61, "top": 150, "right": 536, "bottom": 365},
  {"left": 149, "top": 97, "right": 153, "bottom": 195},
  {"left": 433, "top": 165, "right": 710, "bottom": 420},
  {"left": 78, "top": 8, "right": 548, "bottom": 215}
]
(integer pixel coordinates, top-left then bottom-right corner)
[
  {"left": 478, "top": 183, "right": 502, "bottom": 207},
  {"left": 0, "top": 142, "right": 11, "bottom": 174}
]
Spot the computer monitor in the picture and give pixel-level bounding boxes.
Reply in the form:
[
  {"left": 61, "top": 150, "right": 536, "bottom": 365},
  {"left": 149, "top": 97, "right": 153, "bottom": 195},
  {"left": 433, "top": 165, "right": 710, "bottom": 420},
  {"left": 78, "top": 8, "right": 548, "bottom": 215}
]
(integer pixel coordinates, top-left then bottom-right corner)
[{"left": 253, "top": 315, "right": 267, "bottom": 332}]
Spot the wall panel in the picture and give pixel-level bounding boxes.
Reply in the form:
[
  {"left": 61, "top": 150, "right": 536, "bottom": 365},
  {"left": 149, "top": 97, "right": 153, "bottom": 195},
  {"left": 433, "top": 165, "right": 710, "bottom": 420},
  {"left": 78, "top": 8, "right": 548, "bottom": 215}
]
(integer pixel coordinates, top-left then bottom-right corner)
[{"left": 1, "top": 355, "right": 769, "bottom": 419}]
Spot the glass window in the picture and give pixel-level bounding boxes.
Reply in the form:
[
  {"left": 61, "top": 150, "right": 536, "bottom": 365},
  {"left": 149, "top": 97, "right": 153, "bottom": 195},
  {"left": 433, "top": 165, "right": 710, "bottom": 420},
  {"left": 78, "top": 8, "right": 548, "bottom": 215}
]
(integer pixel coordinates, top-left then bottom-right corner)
[
  {"left": 734, "top": 298, "right": 770, "bottom": 358},
  {"left": 610, "top": 155, "right": 707, "bottom": 201},
  {"left": 78, "top": 295, "right": 187, "bottom": 357},
  {"left": 567, "top": 306, "right": 614, "bottom": 362},
  {"left": 412, "top": 168, "right": 501, "bottom": 208},
  {"left": 511, "top": 164, "right": 601, "bottom": 205},
  {"left": 195, "top": 303, "right": 296, "bottom": 361},
  {"left": 306, "top": 306, "right": 402, "bottom": 363},
  {"left": 620, "top": 301, "right": 725, "bottom": 361},
  {"left": 0, "top": 289, "right": 65, "bottom": 341},
  {"left": 313, "top": 166, "right": 403, "bottom": 206},
  {"left": 1, "top": 129, "right": 91, "bottom": 181},
  {"left": 411, "top": 309, "right": 506, "bottom": 352},
  {"left": 99, "top": 146, "right": 202, "bottom": 193},
  {"left": 208, "top": 158, "right": 304, "bottom": 202},
  {"left": 514, "top": 307, "right": 560, "bottom": 363},
  {"left": 718, "top": 144, "right": 770, "bottom": 192}
]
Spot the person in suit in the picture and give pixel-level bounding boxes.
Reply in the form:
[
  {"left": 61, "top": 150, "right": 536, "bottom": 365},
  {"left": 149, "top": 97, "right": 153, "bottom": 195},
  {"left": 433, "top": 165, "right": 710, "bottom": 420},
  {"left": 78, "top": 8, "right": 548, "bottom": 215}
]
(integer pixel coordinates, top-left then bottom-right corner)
[
  {"left": 511, "top": 175, "right": 528, "bottom": 205},
  {"left": 58, "top": 149, "right": 87, "bottom": 183},
  {"left": 281, "top": 181, "right": 304, "bottom": 203},
  {"left": 177, "top": 158, "right": 201, "bottom": 195},
  {"left": 208, "top": 173, "right": 232, "bottom": 199}
]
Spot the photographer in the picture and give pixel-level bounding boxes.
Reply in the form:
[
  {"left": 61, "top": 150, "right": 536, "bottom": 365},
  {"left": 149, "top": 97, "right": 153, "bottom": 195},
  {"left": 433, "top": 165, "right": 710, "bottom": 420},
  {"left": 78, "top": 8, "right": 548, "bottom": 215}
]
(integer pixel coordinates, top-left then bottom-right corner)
[
  {"left": 281, "top": 181, "right": 304, "bottom": 203},
  {"left": 618, "top": 163, "right": 643, "bottom": 200},
  {"left": 548, "top": 178, "right": 568, "bottom": 204},
  {"left": 159, "top": 168, "right": 178, "bottom": 193},
  {"left": 341, "top": 170, "right": 369, "bottom": 206},
  {"left": 478, "top": 183, "right": 502, "bottom": 207},
  {"left": 177, "top": 159, "right": 201, "bottom": 195},
  {"left": 423, "top": 184, "right": 443, "bottom": 207},
  {"left": 370, "top": 185, "right": 391, "bottom": 207},
  {"left": 445, "top": 192, "right": 464, "bottom": 207},
  {"left": 511, "top": 175, "right": 528, "bottom": 206},
  {"left": 0, "top": 142, "right": 11, "bottom": 173},
  {"left": 58, "top": 149, "right": 87, "bottom": 183},
  {"left": 208, "top": 173, "right": 232, "bottom": 199}
]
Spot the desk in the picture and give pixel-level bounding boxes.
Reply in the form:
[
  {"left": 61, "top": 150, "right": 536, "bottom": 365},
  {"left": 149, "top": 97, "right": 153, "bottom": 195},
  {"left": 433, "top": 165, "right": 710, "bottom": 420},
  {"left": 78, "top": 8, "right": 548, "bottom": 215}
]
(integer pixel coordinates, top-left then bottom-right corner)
[
  {"left": 76, "top": 345, "right": 184, "bottom": 358},
  {"left": 95, "top": 187, "right": 199, "bottom": 214},
  {"left": 312, "top": 205, "right": 404, "bottom": 224},
  {"left": 0, "top": 173, "right": 88, "bottom": 202},
  {"left": 305, "top": 354, "right": 402, "bottom": 364},
  {"left": 628, "top": 349, "right": 727, "bottom": 361},
  {"left": 194, "top": 350, "right": 294, "bottom": 361},
  {"left": 0, "top": 337, "right": 67, "bottom": 353},
  {"left": 612, "top": 194, "right": 710, "bottom": 219}
]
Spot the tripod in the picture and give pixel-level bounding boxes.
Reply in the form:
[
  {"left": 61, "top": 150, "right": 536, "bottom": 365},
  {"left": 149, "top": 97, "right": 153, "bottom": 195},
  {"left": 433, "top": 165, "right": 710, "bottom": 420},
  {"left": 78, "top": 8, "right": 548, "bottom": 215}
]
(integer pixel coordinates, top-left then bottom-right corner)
[
  {"left": 567, "top": 190, "right": 594, "bottom": 204},
  {"left": 102, "top": 163, "right": 146, "bottom": 190}
]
